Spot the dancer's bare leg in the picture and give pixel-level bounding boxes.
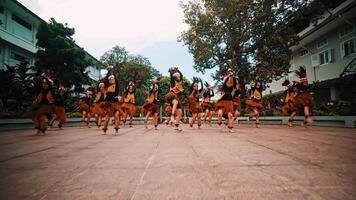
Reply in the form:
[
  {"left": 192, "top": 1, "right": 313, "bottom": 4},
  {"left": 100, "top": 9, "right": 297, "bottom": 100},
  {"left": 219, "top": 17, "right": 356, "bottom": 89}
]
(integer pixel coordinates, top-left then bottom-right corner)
[
  {"left": 288, "top": 112, "right": 297, "bottom": 127},
  {"left": 103, "top": 114, "right": 110, "bottom": 134},
  {"left": 197, "top": 113, "right": 202, "bottom": 129},
  {"left": 303, "top": 106, "right": 313, "bottom": 125},
  {"left": 153, "top": 113, "right": 158, "bottom": 130},
  {"left": 228, "top": 112, "right": 234, "bottom": 132},
  {"left": 81, "top": 111, "right": 86, "bottom": 127},
  {"left": 174, "top": 109, "right": 183, "bottom": 132},
  {"left": 114, "top": 111, "right": 120, "bottom": 135},
  {"left": 144, "top": 111, "right": 151, "bottom": 129},
  {"left": 190, "top": 113, "right": 197, "bottom": 128},
  {"left": 217, "top": 109, "right": 223, "bottom": 130},
  {"left": 253, "top": 108, "right": 260, "bottom": 128}
]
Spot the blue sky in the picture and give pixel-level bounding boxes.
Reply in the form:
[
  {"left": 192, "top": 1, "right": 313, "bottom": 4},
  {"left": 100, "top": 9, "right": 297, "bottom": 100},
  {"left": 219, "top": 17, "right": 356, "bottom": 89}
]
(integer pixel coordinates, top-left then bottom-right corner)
[{"left": 18, "top": 0, "right": 215, "bottom": 83}]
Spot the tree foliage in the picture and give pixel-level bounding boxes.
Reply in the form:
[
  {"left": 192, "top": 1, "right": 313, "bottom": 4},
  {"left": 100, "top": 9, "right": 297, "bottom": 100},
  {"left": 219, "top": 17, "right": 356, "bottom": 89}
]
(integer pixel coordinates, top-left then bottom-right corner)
[
  {"left": 180, "top": 0, "right": 319, "bottom": 86},
  {"left": 35, "top": 18, "right": 92, "bottom": 92},
  {"left": 0, "top": 62, "right": 35, "bottom": 115},
  {"left": 100, "top": 46, "right": 162, "bottom": 105}
]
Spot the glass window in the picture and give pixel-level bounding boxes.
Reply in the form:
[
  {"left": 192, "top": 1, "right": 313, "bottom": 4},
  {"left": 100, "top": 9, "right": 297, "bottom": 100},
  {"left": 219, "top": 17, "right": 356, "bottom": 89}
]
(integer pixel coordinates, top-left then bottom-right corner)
[
  {"left": 316, "top": 39, "right": 327, "bottom": 49},
  {"left": 10, "top": 51, "right": 28, "bottom": 62},
  {"left": 12, "top": 14, "right": 32, "bottom": 30},
  {"left": 319, "top": 50, "right": 331, "bottom": 65},
  {"left": 342, "top": 38, "right": 355, "bottom": 57},
  {"left": 340, "top": 25, "right": 354, "bottom": 38},
  {"left": 299, "top": 49, "right": 308, "bottom": 57}
]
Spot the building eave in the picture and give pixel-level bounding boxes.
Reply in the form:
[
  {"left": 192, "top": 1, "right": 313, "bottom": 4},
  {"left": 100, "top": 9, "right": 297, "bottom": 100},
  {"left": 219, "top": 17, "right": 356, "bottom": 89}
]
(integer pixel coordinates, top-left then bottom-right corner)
[{"left": 290, "top": 0, "right": 356, "bottom": 52}]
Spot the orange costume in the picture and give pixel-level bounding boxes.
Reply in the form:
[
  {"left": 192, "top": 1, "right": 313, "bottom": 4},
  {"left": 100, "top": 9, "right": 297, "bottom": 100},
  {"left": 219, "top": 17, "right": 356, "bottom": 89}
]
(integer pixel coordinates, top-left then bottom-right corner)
[
  {"left": 215, "top": 71, "right": 238, "bottom": 131},
  {"left": 142, "top": 81, "right": 160, "bottom": 129},
  {"left": 121, "top": 81, "right": 137, "bottom": 127},
  {"left": 31, "top": 77, "right": 55, "bottom": 135}
]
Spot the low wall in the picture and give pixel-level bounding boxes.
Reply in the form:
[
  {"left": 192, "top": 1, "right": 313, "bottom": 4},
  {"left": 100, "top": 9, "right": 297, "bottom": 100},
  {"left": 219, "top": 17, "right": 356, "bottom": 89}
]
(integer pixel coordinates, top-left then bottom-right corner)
[{"left": 0, "top": 116, "right": 355, "bottom": 129}]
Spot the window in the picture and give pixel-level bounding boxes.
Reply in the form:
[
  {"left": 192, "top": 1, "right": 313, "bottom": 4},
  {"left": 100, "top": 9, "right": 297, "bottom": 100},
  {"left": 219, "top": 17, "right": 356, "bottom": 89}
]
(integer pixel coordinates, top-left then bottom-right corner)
[
  {"left": 339, "top": 25, "right": 354, "bottom": 38},
  {"left": 300, "top": 49, "right": 309, "bottom": 57},
  {"left": 316, "top": 39, "right": 328, "bottom": 49},
  {"left": 341, "top": 38, "right": 355, "bottom": 57},
  {"left": 12, "top": 14, "right": 32, "bottom": 30},
  {"left": 311, "top": 49, "right": 333, "bottom": 66},
  {"left": 10, "top": 51, "right": 28, "bottom": 62}
]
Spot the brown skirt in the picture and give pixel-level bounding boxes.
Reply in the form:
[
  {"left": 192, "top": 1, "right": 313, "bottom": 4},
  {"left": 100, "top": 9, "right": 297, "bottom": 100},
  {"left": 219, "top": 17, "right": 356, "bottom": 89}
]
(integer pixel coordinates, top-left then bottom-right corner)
[
  {"left": 142, "top": 102, "right": 159, "bottom": 115},
  {"left": 233, "top": 97, "right": 241, "bottom": 110},
  {"left": 201, "top": 102, "right": 214, "bottom": 110},
  {"left": 165, "top": 104, "right": 172, "bottom": 116},
  {"left": 246, "top": 99, "right": 263, "bottom": 109},
  {"left": 122, "top": 102, "right": 136, "bottom": 116},
  {"left": 53, "top": 106, "right": 66, "bottom": 124},
  {"left": 294, "top": 92, "right": 314, "bottom": 109},
  {"left": 79, "top": 100, "right": 91, "bottom": 113},
  {"left": 101, "top": 101, "right": 122, "bottom": 116},
  {"left": 32, "top": 104, "right": 54, "bottom": 116},
  {"left": 281, "top": 101, "right": 297, "bottom": 115},
  {"left": 165, "top": 91, "right": 182, "bottom": 108},
  {"left": 92, "top": 103, "right": 105, "bottom": 116},
  {"left": 215, "top": 100, "right": 234, "bottom": 114}
]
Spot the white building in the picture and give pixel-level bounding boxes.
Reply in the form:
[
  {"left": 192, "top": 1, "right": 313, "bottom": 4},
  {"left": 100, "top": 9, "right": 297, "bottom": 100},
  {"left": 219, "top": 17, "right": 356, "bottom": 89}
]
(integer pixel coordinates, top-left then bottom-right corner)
[
  {"left": 267, "top": 0, "right": 356, "bottom": 102},
  {"left": 0, "top": 0, "right": 99, "bottom": 80}
]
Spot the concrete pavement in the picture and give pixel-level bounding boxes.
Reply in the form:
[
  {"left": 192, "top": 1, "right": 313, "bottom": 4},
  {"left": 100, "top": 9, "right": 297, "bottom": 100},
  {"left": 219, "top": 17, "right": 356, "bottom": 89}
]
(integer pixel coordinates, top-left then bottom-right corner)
[{"left": 0, "top": 124, "right": 355, "bottom": 199}]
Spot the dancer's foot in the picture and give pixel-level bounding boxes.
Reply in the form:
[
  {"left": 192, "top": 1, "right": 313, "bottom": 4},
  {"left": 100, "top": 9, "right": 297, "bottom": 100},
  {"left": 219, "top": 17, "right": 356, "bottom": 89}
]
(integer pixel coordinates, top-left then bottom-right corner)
[
  {"left": 255, "top": 122, "right": 260, "bottom": 128},
  {"left": 228, "top": 127, "right": 234, "bottom": 133},
  {"left": 174, "top": 124, "right": 182, "bottom": 132},
  {"left": 102, "top": 127, "right": 107, "bottom": 135}
]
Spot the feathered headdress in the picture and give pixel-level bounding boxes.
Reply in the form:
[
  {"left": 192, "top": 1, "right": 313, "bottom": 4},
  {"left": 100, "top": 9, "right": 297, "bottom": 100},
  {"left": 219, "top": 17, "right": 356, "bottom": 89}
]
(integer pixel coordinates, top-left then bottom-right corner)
[
  {"left": 296, "top": 66, "right": 307, "bottom": 83},
  {"left": 282, "top": 79, "right": 290, "bottom": 87},
  {"left": 204, "top": 81, "right": 210, "bottom": 88}
]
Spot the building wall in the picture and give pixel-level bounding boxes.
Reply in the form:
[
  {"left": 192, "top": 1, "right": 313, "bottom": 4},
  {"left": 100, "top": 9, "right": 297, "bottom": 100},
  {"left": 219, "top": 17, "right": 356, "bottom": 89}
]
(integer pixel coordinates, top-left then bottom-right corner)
[
  {"left": 0, "top": 2, "right": 39, "bottom": 68},
  {"left": 267, "top": 20, "right": 356, "bottom": 95}
]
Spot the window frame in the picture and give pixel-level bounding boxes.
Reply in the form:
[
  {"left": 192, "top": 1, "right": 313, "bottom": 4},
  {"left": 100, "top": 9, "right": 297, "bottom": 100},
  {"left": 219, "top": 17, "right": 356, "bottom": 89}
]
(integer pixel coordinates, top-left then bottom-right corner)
[
  {"left": 316, "top": 39, "right": 328, "bottom": 49},
  {"left": 11, "top": 14, "right": 32, "bottom": 31},
  {"left": 299, "top": 49, "right": 309, "bottom": 57},
  {"left": 340, "top": 37, "right": 356, "bottom": 58},
  {"left": 339, "top": 25, "right": 355, "bottom": 39}
]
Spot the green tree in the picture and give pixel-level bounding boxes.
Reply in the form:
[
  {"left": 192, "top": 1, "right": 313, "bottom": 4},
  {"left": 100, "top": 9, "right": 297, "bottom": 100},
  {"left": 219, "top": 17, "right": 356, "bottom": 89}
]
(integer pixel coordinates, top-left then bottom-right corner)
[
  {"left": 100, "top": 46, "right": 162, "bottom": 105},
  {"left": 35, "top": 18, "right": 92, "bottom": 92},
  {"left": 179, "top": 0, "right": 312, "bottom": 87},
  {"left": 0, "top": 62, "right": 36, "bottom": 115}
]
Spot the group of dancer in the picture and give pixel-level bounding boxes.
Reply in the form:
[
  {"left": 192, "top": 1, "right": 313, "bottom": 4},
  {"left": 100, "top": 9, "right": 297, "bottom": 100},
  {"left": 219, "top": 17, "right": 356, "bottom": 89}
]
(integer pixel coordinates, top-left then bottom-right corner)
[{"left": 31, "top": 65, "right": 316, "bottom": 135}]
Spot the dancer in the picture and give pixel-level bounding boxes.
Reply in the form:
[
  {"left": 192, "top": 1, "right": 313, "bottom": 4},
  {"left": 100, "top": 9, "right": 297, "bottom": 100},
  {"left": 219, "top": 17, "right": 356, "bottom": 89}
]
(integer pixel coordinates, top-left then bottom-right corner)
[
  {"left": 79, "top": 88, "right": 94, "bottom": 128},
  {"left": 165, "top": 66, "right": 184, "bottom": 131},
  {"left": 142, "top": 80, "right": 160, "bottom": 129},
  {"left": 215, "top": 69, "right": 238, "bottom": 132},
  {"left": 281, "top": 80, "right": 298, "bottom": 127},
  {"left": 201, "top": 81, "right": 214, "bottom": 126},
  {"left": 102, "top": 66, "right": 122, "bottom": 135},
  {"left": 49, "top": 85, "right": 67, "bottom": 129},
  {"left": 245, "top": 79, "right": 266, "bottom": 127},
  {"left": 188, "top": 77, "right": 203, "bottom": 128},
  {"left": 294, "top": 66, "right": 317, "bottom": 126},
  {"left": 31, "top": 76, "right": 55, "bottom": 135},
  {"left": 92, "top": 81, "right": 106, "bottom": 128},
  {"left": 232, "top": 78, "right": 242, "bottom": 121},
  {"left": 121, "top": 81, "right": 137, "bottom": 127}
]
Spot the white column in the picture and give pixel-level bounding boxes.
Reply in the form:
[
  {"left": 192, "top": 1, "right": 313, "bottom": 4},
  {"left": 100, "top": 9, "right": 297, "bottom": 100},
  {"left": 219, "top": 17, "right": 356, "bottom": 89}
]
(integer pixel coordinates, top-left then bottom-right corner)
[{"left": 330, "top": 86, "right": 336, "bottom": 101}]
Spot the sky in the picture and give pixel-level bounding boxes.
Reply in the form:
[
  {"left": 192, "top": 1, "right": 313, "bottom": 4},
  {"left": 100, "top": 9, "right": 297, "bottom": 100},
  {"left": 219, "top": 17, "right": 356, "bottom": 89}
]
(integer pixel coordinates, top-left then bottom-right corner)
[{"left": 18, "top": 0, "right": 216, "bottom": 83}]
